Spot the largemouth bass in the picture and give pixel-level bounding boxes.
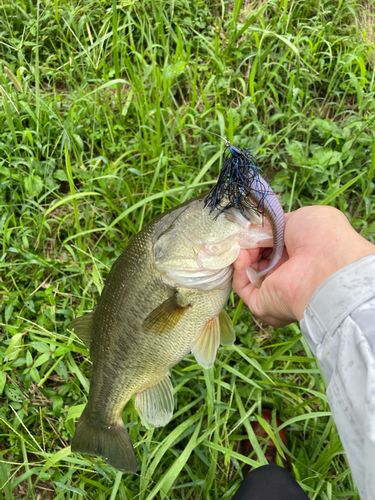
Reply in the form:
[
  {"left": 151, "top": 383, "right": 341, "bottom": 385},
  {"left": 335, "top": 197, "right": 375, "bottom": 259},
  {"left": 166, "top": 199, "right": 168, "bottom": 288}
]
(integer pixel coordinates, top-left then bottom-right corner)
[{"left": 69, "top": 187, "right": 284, "bottom": 472}]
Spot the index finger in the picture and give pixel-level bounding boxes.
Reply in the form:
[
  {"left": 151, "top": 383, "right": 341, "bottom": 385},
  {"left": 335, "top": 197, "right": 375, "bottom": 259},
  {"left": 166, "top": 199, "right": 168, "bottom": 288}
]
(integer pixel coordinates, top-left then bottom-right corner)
[
  {"left": 234, "top": 248, "right": 260, "bottom": 270},
  {"left": 232, "top": 249, "right": 258, "bottom": 306}
]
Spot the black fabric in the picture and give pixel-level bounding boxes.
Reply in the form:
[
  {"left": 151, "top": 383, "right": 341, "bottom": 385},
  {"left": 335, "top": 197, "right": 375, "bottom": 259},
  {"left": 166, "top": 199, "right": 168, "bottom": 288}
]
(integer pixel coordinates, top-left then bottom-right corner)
[{"left": 231, "top": 464, "right": 309, "bottom": 500}]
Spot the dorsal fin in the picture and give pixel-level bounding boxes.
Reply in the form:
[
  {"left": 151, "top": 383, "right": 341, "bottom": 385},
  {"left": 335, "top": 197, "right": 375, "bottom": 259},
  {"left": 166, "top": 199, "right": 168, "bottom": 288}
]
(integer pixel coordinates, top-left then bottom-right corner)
[{"left": 69, "top": 312, "right": 94, "bottom": 349}]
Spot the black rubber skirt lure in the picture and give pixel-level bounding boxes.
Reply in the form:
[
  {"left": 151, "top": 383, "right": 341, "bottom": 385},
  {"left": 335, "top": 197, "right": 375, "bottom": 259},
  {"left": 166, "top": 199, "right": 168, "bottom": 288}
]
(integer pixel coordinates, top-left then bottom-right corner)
[
  {"left": 205, "top": 143, "right": 270, "bottom": 221},
  {"left": 205, "top": 142, "right": 285, "bottom": 288}
]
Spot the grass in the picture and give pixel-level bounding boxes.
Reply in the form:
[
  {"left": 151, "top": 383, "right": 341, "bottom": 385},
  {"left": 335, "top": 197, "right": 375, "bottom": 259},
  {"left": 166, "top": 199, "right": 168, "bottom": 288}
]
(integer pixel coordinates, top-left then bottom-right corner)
[{"left": 0, "top": 0, "right": 374, "bottom": 498}]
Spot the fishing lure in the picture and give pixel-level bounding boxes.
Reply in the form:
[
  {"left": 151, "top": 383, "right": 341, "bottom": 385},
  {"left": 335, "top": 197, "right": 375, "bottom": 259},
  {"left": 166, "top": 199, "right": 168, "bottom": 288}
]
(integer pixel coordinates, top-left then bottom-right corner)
[{"left": 204, "top": 142, "right": 272, "bottom": 222}]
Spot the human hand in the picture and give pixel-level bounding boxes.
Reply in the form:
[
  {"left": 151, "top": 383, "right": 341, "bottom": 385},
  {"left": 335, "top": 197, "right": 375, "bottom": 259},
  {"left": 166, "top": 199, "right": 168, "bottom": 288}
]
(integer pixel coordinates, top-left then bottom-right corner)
[{"left": 233, "top": 206, "right": 375, "bottom": 327}]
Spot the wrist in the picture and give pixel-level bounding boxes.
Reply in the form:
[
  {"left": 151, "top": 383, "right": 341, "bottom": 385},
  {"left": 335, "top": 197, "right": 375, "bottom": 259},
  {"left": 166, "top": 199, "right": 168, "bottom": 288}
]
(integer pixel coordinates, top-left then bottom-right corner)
[{"left": 292, "top": 236, "right": 375, "bottom": 321}]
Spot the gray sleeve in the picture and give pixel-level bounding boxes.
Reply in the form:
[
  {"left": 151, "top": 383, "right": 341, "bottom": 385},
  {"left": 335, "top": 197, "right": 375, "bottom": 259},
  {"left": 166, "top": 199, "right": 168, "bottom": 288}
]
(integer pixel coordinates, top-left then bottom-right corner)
[{"left": 300, "top": 254, "right": 375, "bottom": 500}]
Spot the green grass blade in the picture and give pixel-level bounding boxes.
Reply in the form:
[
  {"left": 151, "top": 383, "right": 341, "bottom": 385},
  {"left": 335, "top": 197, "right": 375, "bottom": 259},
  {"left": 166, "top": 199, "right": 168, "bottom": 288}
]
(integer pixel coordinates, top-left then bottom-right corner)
[
  {"left": 319, "top": 172, "right": 366, "bottom": 205},
  {"left": 145, "top": 417, "right": 203, "bottom": 500}
]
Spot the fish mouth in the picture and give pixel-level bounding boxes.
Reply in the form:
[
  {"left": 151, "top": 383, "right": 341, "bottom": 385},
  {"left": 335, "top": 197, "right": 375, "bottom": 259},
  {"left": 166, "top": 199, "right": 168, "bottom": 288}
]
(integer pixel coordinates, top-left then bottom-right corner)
[{"left": 160, "top": 265, "right": 234, "bottom": 291}]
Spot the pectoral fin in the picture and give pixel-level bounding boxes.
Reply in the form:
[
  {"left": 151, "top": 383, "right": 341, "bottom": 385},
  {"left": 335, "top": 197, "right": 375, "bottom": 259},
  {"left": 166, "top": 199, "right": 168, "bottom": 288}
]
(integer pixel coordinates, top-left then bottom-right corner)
[
  {"left": 135, "top": 373, "right": 174, "bottom": 427},
  {"left": 219, "top": 310, "right": 236, "bottom": 345},
  {"left": 69, "top": 312, "right": 94, "bottom": 348},
  {"left": 143, "top": 294, "right": 189, "bottom": 335},
  {"left": 191, "top": 316, "right": 220, "bottom": 369}
]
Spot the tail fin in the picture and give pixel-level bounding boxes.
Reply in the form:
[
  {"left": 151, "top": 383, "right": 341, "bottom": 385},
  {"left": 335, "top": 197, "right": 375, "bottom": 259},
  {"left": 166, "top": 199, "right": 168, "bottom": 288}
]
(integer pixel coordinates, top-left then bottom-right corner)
[{"left": 71, "top": 409, "right": 138, "bottom": 473}]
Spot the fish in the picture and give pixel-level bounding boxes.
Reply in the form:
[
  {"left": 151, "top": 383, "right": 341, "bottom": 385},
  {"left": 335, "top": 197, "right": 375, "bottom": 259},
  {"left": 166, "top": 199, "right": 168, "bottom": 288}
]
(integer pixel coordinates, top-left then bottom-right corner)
[{"left": 69, "top": 184, "right": 284, "bottom": 473}]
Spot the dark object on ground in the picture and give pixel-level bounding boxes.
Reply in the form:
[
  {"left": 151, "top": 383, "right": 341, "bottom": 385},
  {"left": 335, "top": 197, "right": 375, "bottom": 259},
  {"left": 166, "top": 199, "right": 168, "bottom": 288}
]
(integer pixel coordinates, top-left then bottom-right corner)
[
  {"left": 242, "top": 409, "right": 291, "bottom": 473},
  {"left": 231, "top": 464, "right": 308, "bottom": 500}
]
